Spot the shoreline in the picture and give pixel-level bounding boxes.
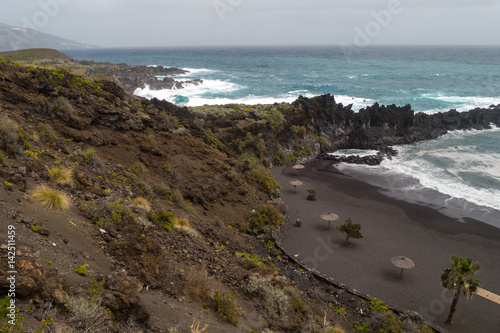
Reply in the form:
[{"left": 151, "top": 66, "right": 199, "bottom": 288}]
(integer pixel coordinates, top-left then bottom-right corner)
[
  {"left": 307, "top": 160, "right": 500, "bottom": 241},
  {"left": 272, "top": 159, "right": 500, "bottom": 333}
]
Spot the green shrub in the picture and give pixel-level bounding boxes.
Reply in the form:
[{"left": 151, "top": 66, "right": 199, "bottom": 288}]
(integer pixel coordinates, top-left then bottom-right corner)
[
  {"left": 256, "top": 138, "right": 267, "bottom": 158},
  {"left": 166, "top": 189, "right": 193, "bottom": 212},
  {"left": 273, "top": 149, "right": 284, "bottom": 166},
  {"left": 75, "top": 264, "right": 88, "bottom": 276},
  {"left": 147, "top": 209, "right": 175, "bottom": 231},
  {"left": 310, "top": 134, "right": 326, "bottom": 146},
  {"left": 78, "top": 198, "right": 136, "bottom": 227},
  {"left": 202, "top": 129, "right": 223, "bottom": 150},
  {"left": 0, "top": 150, "right": 5, "bottom": 163},
  {"left": 31, "top": 185, "right": 70, "bottom": 210},
  {"left": 0, "top": 117, "right": 20, "bottom": 155},
  {"left": 284, "top": 153, "right": 298, "bottom": 164},
  {"left": 211, "top": 290, "right": 241, "bottom": 325},
  {"left": 335, "top": 306, "right": 346, "bottom": 316},
  {"left": 369, "top": 298, "right": 388, "bottom": 313},
  {"left": 137, "top": 181, "right": 153, "bottom": 195},
  {"left": 0, "top": 296, "right": 25, "bottom": 332},
  {"left": 82, "top": 148, "right": 97, "bottom": 164},
  {"left": 241, "top": 204, "right": 284, "bottom": 235},
  {"left": 235, "top": 252, "right": 267, "bottom": 270},
  {"left": 354, "top": 322, "right": 370, "bottom": 332},
  {"left": 245, "top": 273, "right": 289, "bottom": 320},
  {"left": 285, "top": 288, "right": 305, "bottom": 315},
  {"left": 369, "top": 312, "right": 404, "bottom": 333},
  {"left": 307, "top": 189, "right": 316, "bottom": 201},
  {"left": 245, "top": 166, "right": 281, "bottom": 195},
  {"left": 144, "top": 130, "right": 158, "bottom": 146}
]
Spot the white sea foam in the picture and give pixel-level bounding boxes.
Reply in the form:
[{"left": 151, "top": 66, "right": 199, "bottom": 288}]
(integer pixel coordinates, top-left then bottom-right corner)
[
  {"left": 420, "top": 93, "right": 500, "bottom": 114},
  {"left": 381, "top": 153, "right": 500, "bottom": 211},
  {"left": 380, "top": 128, "right": 500, "bottom": 212},
  {"left": 334, "top": 128, "right": 500, "bottom": 227},
  {"left": 179, "top": 67, "right": 219, "bottom": 76},
  {"left": 335, "top": 95, "right": 376, "bottom": 110},
  {"left": 328, "top": 149, "right": 379, "bottom": 157},
  {"left": 134, "top": 79, "right": 242, "bottom": 104}
]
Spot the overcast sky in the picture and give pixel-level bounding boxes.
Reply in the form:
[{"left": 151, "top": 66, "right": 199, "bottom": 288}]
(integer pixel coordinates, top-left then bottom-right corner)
[{"left": 1, "top": 0, "right": 500, "bottom": 47}]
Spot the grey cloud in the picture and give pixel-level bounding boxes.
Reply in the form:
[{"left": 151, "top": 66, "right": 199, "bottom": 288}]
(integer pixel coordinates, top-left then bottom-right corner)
[{"left": 0, "top": 0, "right": 498, "bottom": 47}]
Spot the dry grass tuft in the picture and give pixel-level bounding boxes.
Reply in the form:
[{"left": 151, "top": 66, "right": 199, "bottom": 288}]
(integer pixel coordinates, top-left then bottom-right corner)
[
  {"left": 132, "top": 197, "right": 151, "bottom": 211},
  {"left": 31, "top": 184, "right": 70, "bottom": 210},
  {"left": 174, "top": 217, "right": 199, "bottom": 237},
  {"left": 183, "top": 267, "right": 217, "bottom": 304},
  {"left": 48, "top": 167, "right": 72, "bottom": 184}
]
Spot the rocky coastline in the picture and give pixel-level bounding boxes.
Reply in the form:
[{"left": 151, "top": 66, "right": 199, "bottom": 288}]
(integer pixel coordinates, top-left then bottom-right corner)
[{"left": 80, "top": 60, "right": 203, "bottom": 93}]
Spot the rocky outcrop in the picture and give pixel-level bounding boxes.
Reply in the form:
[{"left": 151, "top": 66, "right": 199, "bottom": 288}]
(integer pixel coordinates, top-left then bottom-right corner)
[
  {"left": 81, "top": 61, "right": 193, "bottom": 93},
  {"left": 292, "top": 94, "right": 500, "bottom": 150},
  {"left": 319, "top": 146, "right": 398, "bottom": 166}
]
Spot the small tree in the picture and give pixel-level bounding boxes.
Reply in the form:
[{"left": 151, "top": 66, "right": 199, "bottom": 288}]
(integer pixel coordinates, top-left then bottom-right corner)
[
  {"left": 334, "top": 218, "right": 363, "bottom": 246},
  {"left": 441, "top": 256, "right": 481, "bottom": 324}
]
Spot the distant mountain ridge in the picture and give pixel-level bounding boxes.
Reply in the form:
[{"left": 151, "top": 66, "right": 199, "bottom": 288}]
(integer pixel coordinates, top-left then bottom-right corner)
[{"left": 0, "top": 22, "right": 95, "bottom": 51}]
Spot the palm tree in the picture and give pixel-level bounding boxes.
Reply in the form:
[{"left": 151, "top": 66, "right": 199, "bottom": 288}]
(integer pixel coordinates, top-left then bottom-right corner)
[{"left": 440, "top": 256, "right": 481, "bottom": 324}]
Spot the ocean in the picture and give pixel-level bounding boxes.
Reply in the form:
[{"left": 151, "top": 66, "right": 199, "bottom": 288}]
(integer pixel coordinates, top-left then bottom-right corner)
[{"left": 64, "top": 46, "right": 500, "bottom": 229}]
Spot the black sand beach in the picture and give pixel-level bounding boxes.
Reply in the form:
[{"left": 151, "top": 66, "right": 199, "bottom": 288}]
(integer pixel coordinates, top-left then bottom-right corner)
[{"left": 273, "top": 160, "right": 500, "bottom": 333}]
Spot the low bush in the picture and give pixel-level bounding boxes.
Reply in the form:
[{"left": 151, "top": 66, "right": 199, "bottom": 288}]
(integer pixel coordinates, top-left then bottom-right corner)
[
  {"left": 0, "top": 150, "right": 5, "bottom": 163},
  {"left": 129, "top": 161, "right": 148, "bottom": 177},
  {"left": 0, "top": 296, "right": 24, "bottom": 332},
  {"left": 245, "top": 273, "right": 290, "bottom": 320},
  {"left": 65, "top": 296, "right": 109, "bottom": 332},
  {"left": 147, "top": 209, "right": 176, "bottom": 231},
  {"left": 323, "top": 327, "right": 345, "bottom": 333},
  {"left": 235, "top": 252, "right": 267, "bottom": 270},
  {"left": 245, "top": 166, "right": 281, "bottom": 195},
  {"left": 136, "top": 180, "right": 153, "bottom": 196},
  {"left": 78, "top": 198, "right": 136, "bottom": 227},
  {"left": 31, "top": 185, "right": 70, "bottom": 210},
  {"left": 307, "top": 189, "right": 316, "bottom": 201},
  {"left": 183, "top": 267, "right": 213, "bottom": 304},
  {"left": 174, "top": 217, "right": 198, "bottom": 237},
  {"left": 75, "top": 264, "right": 88, "bottom": 276},
  {"left": 132, "top": 197, "right": 151, "bottom": 211},
  {"left": 48, "top": 167, "right": 72, "bottom": 184},
  {"left": 0, "top": 116, "right": 20, "bottom": 155},
  {"left": 211, "top": 289, "right": 241, "bottom": 325},
  {"left": 82, "top": 148, "right": 98, "bottom": 164},
  {"left": 241, "top": 204, "right": 284, "bottom": 235},
  {"left": 166, "top": 188, "right": 193, "bottom": 212},
  {"left": 285, "top": 287, "right": 306, "bottom": 315},
  {"left": 202, "top": 129, "right": 224, "bottom": 150}
]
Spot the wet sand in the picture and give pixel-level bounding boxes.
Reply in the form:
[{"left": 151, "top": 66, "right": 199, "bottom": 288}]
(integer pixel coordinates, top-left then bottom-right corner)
[{"left": 272, "top": 159, "right": 500, "bottom": 333}]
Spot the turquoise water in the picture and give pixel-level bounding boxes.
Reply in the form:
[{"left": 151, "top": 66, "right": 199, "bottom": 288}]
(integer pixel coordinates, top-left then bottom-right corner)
[
  {"left": 64, "top": 46, "right": 500, "bottom": 228},
  {"left": 64, "top": 46, "right": 500, "bottom": 113}
]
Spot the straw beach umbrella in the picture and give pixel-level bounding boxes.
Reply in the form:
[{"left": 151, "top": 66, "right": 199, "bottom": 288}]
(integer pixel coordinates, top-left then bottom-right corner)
[
  {"left": 292, "top": 164, "right": 305, "bottom": 175},
  {"left": 289, "top": 179, "right": 303, "bottom": 193},
  {"left": 391, "top": 256, "right": 415, "bottom": 278},
  {"left": 320, "top": 211, "right": 339, "bottom": 230}
]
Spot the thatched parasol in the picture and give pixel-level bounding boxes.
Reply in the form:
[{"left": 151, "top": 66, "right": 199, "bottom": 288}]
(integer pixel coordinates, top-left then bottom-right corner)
[
  {"left": 289, "top": 179, "right": 303, "bottom": 193},
  {"left": 292, "top": 164, "right": 305, "bottom": 175},
  {"left": 391, "top": 256, "right": 415, "bottom": 278},
  {"left": 320, "top": 211, "right": 339, "bottom": 230}
]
